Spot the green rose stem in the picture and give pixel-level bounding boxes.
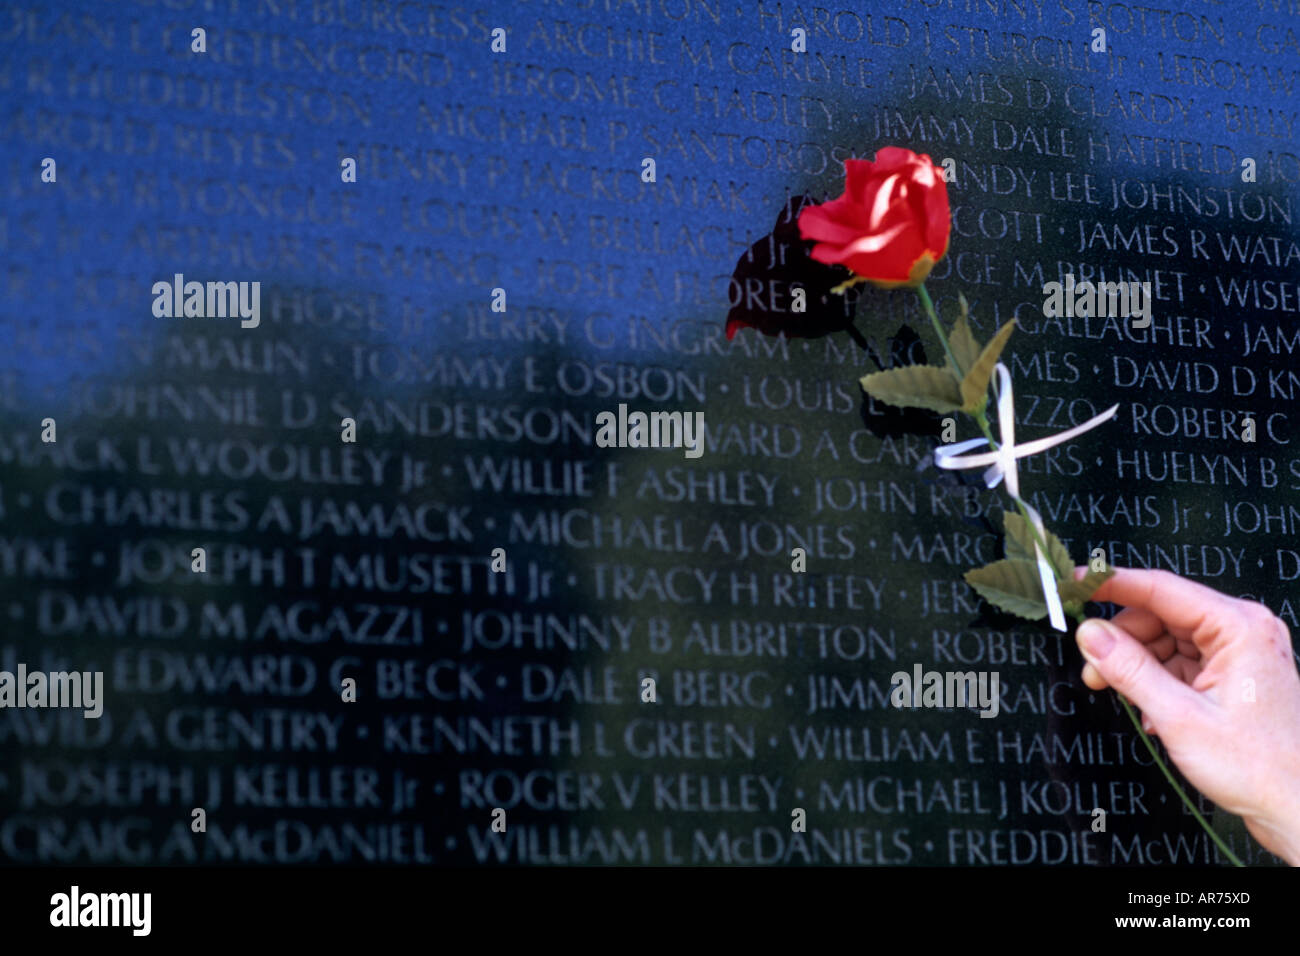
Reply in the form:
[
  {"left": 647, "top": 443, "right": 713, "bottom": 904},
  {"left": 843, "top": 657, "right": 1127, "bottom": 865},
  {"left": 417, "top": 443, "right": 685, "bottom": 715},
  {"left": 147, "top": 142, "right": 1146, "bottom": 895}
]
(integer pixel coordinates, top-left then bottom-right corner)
[
  {"left": 1113, "top": 684, "right": 1244, "bottom": 866},
  {"left": 913, "top": 280, "right": 1246, "bottom": 868},
  {"left": 916, "top": 283, "right": 964, "bottom": 381}
]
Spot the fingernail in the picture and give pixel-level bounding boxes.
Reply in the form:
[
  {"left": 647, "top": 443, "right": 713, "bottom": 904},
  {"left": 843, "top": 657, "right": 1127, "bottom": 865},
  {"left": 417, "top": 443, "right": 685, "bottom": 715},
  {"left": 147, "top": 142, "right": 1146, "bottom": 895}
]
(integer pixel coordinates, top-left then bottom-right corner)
[{"left": 1078, "top": 619, "right": 1115, "bottom": 660}]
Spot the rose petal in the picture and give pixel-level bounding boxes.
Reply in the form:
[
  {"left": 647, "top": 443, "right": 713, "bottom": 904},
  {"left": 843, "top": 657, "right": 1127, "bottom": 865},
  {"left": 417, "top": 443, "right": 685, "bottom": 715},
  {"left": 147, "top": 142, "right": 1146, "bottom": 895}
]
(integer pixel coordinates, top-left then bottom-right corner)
[
  {"left": 867, "top": 173, "right": 903, "bottom": 230},
  {"left": 844, "top": 159, "right": 876, "bottom": 203},
  {"left": 802, "top": 216, "right": 873, "bottom": 248},
  {"left": 811, "top": 223, "right": 924, "bottom": 283},
  {"left": 865, "top": 250, "right": 939, "bottom": 290},
  {"left": 860, "top": 226, "right": 927, "bottom": 282},
  {"left": 798, "top": 202, "right": 873, "bottom": 246},
  {"left": 871, "top": 147, "right": 913, "bottom": 173},
  {"left": 837, "top": 221, "right": 911, "bottom": 255}
]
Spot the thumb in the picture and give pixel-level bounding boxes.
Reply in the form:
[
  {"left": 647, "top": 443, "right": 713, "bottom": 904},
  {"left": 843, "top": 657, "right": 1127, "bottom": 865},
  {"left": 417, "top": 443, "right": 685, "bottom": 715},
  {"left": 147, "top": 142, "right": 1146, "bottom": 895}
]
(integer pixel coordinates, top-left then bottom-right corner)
[{"left": 1076, "top": 618, "right": 1200, "bottom": 732}]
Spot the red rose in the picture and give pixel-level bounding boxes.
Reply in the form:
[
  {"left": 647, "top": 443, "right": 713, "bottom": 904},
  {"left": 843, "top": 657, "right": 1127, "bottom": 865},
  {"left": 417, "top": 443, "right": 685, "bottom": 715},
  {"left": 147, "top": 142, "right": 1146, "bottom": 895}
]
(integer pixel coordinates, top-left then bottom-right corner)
[{"left": 798, "top": 148, "right": 950, "bottom": 288}]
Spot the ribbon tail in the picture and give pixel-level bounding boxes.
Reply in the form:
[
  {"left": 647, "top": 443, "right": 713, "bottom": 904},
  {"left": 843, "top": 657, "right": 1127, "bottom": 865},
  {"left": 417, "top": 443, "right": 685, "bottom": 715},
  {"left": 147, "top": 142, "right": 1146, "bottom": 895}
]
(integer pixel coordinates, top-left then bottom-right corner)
[
  {"left": 993, "top": 364, "right": 1019, "bottom": 499},
  {"left": 1034, "top": 541, "right": 1067, "bottom": 632},
  {"left": 1020, "top": 500, "right": 1067, "bottom": 632}
]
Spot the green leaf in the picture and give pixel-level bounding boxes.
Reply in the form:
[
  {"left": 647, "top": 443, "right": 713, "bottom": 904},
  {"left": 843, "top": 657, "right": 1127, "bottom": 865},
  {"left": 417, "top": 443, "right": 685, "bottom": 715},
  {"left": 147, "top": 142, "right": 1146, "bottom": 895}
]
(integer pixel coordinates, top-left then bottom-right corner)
[
  {"left": 949, "top": 294, "right": 981, "bottom": 376},
  {"left": 959, "top": 319, "right": 1016, "bottom": 412},
  {"left": 860, "top": 364, "right": 963, "bottom": 413},
  {"left": 1002, "top": 511, "right": 1034, "bottom": 561},
  {"left": 1057, "top": 566, "right": 1115, "bottom": 605},
  {"left": 964, "top": 559, "right": 1049, "bottom": 620},
  {"left": 1002, "top": 510, "right": 1072, "bottom": 577}
]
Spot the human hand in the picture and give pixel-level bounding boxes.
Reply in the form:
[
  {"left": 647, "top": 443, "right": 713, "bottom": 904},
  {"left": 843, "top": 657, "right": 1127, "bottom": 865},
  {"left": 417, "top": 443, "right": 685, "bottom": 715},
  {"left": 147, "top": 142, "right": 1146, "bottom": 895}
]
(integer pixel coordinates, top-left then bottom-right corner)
[{"left": 1074, "top": 567, "right": 1300, "bottom": 866}]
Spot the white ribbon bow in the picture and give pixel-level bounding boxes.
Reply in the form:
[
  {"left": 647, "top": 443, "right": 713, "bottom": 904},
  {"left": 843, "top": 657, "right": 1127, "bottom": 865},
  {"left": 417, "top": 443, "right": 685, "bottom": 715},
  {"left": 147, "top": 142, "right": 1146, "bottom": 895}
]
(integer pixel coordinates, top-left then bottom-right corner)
[{"left": 933, "top": 362, "right": 1118, "bottom": 631}]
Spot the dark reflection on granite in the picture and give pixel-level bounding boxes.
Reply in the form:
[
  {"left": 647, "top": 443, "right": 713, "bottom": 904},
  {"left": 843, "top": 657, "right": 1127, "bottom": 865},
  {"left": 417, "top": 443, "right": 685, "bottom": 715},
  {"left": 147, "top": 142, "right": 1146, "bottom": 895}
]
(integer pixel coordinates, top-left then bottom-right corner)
[{"left": 725, "top": 194, "right": 866, "bottom": 342}]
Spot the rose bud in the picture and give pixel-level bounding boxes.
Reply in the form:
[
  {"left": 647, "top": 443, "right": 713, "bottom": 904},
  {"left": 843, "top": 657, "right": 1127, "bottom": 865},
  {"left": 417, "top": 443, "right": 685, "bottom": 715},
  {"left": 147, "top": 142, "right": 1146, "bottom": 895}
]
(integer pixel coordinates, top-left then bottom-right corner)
[{"left": 797, "top": 147, "right": 951, "bottom": 289}]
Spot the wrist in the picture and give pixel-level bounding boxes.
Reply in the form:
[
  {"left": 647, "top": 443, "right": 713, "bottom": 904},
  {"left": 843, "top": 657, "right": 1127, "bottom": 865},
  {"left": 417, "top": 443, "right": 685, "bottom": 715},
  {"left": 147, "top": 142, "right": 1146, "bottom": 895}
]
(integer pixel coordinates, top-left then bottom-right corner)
[
  {"left": 1254, "top": 818, "right": 1300, "bottom": 866},
  {"left": 1255, "top": 758, "right": 1300, "bottom": 866}
]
